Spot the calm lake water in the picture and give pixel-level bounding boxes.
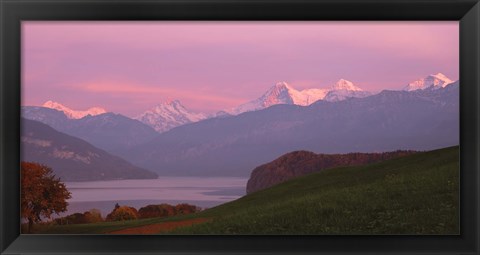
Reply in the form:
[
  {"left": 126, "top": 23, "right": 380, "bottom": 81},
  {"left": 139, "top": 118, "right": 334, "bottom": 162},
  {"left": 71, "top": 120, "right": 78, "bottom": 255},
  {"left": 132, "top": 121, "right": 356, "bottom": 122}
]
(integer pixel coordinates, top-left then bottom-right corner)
[{"left": 62, "top": 177, "right": 248, "bottom": 217}]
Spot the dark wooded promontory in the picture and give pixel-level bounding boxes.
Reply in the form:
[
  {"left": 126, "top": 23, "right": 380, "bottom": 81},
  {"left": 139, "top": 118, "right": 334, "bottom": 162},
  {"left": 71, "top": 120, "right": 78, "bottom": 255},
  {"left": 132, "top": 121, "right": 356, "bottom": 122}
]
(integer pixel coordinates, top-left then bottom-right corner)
[{"left": 246, "top": 150, "right": 417, "bottom": 194}]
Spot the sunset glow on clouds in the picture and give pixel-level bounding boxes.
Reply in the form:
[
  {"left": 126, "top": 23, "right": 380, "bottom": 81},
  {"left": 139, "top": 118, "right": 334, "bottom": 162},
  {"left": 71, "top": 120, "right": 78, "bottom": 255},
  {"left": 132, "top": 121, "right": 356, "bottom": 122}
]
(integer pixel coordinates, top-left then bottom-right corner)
[{"left": 22, "top": 21, "right": 459, "bottom": 116}]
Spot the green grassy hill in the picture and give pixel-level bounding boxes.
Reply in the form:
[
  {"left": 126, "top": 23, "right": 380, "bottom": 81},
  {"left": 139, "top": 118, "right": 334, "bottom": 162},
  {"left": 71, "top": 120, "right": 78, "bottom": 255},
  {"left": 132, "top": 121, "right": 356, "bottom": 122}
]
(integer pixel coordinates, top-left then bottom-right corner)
[
  {"left": 34, "top": 146, "right": 459, "bottom": 234},
  {"left": 171, "top": 146, "right": 459, "bottom": 234}
]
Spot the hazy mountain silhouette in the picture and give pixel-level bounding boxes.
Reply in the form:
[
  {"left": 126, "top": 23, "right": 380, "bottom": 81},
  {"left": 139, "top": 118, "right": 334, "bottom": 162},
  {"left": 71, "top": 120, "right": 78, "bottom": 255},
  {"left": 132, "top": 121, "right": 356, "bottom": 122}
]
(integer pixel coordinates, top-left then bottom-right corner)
[
  {"left": 21, "top": 118, "right": 158, "bottom": 181},
  {"left": 22, "top": 108, "right": 158, "bottom": 156}
]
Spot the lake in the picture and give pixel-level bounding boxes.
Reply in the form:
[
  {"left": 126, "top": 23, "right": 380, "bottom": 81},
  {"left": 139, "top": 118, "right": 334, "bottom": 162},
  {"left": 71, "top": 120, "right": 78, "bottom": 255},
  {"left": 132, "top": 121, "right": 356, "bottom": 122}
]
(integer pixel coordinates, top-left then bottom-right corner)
[{"left": 62, "top": 177, "right": 248, "bottom": 217}]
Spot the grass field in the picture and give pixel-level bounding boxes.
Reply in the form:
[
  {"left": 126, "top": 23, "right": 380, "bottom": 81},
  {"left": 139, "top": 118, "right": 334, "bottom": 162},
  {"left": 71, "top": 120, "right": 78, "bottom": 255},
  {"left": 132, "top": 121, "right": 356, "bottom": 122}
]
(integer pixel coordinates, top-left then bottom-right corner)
[{"left": 33, "top": 146, "right": 459, "bottom": 235}]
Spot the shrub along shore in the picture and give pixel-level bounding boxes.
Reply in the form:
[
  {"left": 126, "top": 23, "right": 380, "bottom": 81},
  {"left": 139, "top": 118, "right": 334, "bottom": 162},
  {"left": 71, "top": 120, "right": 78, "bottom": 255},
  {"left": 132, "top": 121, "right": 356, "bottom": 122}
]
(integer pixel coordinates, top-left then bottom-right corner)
[{"left": 50, "top": 203, "right": 200, "bottom": 225}]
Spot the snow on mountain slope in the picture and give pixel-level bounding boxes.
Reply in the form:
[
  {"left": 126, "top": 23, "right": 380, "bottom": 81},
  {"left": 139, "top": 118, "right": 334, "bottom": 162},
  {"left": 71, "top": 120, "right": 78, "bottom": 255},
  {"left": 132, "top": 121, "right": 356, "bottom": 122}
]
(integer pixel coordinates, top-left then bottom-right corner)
[
  {"left": 225, "top": 80, "right": 368, "bottom": 115},
  {"left": 403, "top": 73, "right": 454, "bottom": 91},
  {"left": 300, "top": 88, "right": 329, "bottom": 104},
  {"left": 323, "top": 79, "right": 371, "bottom": 102},
  {"left": 135, "top": 100, "right": 207, "bottom": 133},
  {"left": 331, "top": 79, "right": 362, "bottom": 91},
  {"left": 43, "top": 101, "right": 106, "bottom": 119}
]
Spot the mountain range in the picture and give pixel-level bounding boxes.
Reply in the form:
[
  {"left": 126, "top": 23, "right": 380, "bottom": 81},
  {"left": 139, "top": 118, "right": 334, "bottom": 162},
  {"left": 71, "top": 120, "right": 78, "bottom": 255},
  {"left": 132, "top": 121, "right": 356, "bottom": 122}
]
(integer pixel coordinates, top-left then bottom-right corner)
[
  {"left": 224, "top": 79, "right": 371, "bottom": 115},
  {"left": 21, "top": 73, "right": 459, "bottom": 179},
  {"left": 118, "top": 81, "right": 458, "bottom": 177},
  {"left": 129, "top": 73, "right": 451, "bottom": 128},
  {"left": 120, "top": 79, "right": 373, "bottom": 132},
  {"left": 22, "top": 118, "right": 158, "bottom": 181},
  {"left": 26, "top": 73, "right": 454, "bottom": 137}
]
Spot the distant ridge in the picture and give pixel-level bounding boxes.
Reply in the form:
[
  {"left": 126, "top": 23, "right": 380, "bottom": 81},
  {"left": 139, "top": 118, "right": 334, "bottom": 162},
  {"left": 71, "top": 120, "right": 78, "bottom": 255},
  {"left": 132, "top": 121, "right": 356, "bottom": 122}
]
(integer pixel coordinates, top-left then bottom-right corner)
[
  {"left": 22, "top": 118, "right": 158, "bottom": 181},
  {"left": 21, "top": 107, "right": 158, "bottom": 156}
]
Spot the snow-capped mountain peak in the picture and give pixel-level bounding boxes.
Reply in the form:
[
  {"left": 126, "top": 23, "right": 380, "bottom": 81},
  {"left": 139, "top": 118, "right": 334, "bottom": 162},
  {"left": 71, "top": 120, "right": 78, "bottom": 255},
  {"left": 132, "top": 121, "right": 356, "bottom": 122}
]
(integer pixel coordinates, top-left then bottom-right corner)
[
  {"left": 260, "top": 81, "right": 297, "bottom": 107},
  {"left": 224, "top": 82, "right": 303, "bottom": 115},
  {"left": 42, "top": 100, "right": 106, "bottom": 119},
  {"left": 331, "top": 79, "right": 363, "bottom": 91},
  {"left": 135, "top": 100, "right": 207, "bottom": 133},
  {"left": 404, "top": 73, "right": 454, "bottom": 91}
]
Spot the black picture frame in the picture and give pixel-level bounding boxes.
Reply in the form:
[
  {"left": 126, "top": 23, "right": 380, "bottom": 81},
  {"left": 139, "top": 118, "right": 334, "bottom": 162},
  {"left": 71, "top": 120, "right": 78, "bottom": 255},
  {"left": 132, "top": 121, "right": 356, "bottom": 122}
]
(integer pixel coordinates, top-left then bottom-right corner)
[{"left": 1, "top": 0, "right": 479, "bottom": 254}]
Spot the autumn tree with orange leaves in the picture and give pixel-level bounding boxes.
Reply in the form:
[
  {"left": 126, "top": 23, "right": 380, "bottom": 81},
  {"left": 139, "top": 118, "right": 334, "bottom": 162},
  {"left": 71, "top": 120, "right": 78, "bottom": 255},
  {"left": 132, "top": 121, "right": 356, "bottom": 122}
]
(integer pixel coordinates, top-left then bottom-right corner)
[{"left": 21, "top": 162, "right": 71, "bottom": 233}]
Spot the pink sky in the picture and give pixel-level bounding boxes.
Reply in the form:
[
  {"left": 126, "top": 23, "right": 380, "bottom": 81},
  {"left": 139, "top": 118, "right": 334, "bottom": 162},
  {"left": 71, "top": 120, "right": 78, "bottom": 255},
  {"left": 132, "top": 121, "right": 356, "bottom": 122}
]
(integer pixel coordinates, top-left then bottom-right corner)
[{"left": 22, "top": 21, "right": 459, "bottom": 116}]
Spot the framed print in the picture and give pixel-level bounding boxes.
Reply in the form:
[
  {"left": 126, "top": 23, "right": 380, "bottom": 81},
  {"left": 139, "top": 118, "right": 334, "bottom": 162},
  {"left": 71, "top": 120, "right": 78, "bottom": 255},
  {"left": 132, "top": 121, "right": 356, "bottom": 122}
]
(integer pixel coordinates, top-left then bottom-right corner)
[{"left": 1, "top": 0, "right": 479, "bottom": 254}]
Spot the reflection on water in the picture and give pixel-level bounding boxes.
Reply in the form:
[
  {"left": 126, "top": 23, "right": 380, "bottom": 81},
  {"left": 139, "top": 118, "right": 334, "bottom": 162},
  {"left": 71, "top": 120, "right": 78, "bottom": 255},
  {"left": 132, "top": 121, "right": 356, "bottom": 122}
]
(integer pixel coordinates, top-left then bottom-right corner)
[{"left": 62, "top": 176, "right": 248, "bottom": 216}]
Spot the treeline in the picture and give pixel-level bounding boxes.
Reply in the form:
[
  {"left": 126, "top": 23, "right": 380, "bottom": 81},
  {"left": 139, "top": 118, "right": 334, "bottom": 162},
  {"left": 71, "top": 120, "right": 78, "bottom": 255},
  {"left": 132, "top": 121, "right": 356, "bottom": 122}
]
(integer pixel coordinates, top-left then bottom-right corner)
[
  {"left": 54, "top": 203, "right": 201, "bottom": 225},
  {"left": 54, "top": 209, "right": 103, "bottom": 225}
]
